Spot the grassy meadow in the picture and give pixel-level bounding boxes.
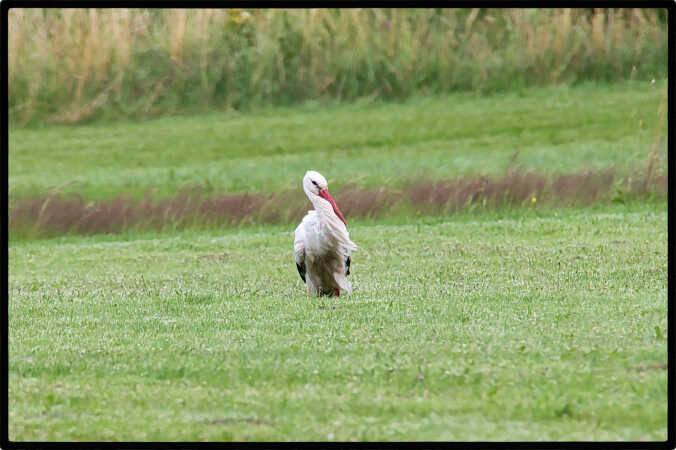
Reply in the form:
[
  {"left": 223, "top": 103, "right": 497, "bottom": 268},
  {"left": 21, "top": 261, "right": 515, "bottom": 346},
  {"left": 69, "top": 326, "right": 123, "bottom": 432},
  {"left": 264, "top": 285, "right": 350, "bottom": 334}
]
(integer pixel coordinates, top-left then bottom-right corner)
[
  {"left": 8, "top": 80, "right": 667, "bottom": 239},
  {"left": 8, "top": 205, "right": 668, "bottom": 441},
  {"left": 9, "top": 80, "right": 667, "bottom": 201},
  {"left": 7, "top": 7, "right": 669, "bottom": 442},
  {"left": 8, "top": 78, "right": 669, "bottom": 441}
]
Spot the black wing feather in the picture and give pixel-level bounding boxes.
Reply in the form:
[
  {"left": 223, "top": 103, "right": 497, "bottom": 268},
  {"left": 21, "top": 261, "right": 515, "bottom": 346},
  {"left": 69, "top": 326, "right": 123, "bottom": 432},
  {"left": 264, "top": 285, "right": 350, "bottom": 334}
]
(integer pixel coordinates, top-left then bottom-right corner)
[
  {"left": 296, "top": 262, "right": 306, "bottom": 283},
  {"left": 345, "top": 256, "right": 351, "bottom": 276}
]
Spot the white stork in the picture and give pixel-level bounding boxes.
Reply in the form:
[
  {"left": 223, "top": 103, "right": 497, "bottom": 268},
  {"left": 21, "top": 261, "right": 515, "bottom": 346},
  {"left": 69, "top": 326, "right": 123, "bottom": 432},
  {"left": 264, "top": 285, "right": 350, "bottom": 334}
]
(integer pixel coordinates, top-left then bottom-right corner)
[{"left": 294, "top": 171, "right": 357, "bottom": 297}]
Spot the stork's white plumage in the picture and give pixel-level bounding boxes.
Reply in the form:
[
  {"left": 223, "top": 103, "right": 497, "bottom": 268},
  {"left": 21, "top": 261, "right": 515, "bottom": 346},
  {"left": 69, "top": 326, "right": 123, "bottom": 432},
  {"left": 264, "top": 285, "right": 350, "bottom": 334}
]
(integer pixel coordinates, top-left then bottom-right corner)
[{"left": 294, "top": 171, "right": 357, "bottom": 296}]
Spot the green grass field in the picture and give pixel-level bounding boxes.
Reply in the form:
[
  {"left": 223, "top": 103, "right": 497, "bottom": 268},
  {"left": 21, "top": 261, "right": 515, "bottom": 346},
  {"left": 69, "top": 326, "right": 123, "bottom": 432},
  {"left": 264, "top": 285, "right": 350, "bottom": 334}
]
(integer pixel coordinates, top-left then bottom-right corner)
[
  {"left": 9, "top": 80, "right": 666, "bottom": 201},
  {"left": 9, "top": 205, "right": 667, "bottom": 441},
  {"left": 8, "top": 80, "right": 668, "bottom": 441}
]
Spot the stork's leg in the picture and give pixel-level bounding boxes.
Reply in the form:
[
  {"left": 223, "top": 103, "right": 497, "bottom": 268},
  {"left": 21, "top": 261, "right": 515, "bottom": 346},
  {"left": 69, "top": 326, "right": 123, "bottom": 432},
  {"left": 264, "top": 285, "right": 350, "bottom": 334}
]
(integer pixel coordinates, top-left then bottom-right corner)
[{"left": 334, "top": 288, "right": 340, "bottom": 297}]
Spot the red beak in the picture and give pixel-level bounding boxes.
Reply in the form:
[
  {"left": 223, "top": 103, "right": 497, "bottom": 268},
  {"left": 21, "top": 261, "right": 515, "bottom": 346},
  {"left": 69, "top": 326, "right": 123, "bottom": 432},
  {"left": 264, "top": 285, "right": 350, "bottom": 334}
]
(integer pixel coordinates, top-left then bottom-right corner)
[{"left": 319, "top": 188, "right": 347, "bottom": 226}]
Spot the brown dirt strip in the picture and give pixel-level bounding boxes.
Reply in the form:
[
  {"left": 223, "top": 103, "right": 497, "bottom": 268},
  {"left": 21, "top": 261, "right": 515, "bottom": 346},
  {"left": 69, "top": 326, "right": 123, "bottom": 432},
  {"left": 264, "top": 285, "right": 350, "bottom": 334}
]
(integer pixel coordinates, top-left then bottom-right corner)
[{"left": 9, "top": 168, "right": 666, "bottom": 238}]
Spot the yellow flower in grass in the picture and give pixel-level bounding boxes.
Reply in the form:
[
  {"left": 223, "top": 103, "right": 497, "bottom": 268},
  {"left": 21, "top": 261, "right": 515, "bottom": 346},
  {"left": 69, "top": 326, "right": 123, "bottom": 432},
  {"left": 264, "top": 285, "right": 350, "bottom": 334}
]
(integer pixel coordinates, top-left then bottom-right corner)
[
  {"left": 531, "top": 196, "right": 537, "bottom": 203},
  {"left": 229, "top": 9, "right": 252, "bottom": 24}
]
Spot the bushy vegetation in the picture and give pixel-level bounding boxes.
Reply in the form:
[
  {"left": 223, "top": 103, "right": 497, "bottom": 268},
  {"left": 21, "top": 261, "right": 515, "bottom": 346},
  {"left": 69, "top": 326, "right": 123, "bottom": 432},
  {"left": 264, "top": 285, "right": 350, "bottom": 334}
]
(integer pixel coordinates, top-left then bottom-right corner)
[{"left": 8, "top": 8, "right": 667, "bottom": 125}]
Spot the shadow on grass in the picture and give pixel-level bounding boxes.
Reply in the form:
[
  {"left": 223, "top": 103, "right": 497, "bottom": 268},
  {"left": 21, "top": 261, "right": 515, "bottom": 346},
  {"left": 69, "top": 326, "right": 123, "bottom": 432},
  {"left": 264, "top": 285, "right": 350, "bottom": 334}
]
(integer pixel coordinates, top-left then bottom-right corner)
[{"left": 9, "top": 167, "right": 666, "bottom": 239}]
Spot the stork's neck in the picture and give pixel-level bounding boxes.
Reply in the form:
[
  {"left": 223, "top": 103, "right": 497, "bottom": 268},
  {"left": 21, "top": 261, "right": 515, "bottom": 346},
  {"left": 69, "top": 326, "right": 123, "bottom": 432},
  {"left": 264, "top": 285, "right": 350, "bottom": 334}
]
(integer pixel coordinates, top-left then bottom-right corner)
[
  {"left": 305, "top": 187, "right": 357, "bottom": 251},
  {"left": 307, "top": 190, "right": 338, "bottom": 224}
]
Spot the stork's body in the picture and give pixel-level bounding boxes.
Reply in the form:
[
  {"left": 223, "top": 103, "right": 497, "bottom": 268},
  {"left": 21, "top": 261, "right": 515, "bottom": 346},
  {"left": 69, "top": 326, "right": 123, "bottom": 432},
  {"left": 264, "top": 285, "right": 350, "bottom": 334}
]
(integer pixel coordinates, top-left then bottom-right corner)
[{"left": 294, "top": 171, "right": 357, "bottom": 296}]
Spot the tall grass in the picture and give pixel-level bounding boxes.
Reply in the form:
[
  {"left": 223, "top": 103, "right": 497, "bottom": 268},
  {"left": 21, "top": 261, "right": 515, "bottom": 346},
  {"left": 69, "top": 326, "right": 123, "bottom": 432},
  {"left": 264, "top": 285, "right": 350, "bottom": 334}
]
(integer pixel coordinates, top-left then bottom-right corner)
[{"left": 9, "top": 8, "right": 668, "bottom": 125}]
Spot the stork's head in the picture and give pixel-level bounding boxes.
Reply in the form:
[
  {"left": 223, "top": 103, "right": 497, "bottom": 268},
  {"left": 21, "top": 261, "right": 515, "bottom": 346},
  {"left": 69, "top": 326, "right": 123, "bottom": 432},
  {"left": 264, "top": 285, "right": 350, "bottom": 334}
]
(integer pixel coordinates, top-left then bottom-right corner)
[
  {"left": 303, "top": 170, "right": 328, "bottom": 196},
  {"left": 303, "top": 170, "right": 347, "bottom": 226}
]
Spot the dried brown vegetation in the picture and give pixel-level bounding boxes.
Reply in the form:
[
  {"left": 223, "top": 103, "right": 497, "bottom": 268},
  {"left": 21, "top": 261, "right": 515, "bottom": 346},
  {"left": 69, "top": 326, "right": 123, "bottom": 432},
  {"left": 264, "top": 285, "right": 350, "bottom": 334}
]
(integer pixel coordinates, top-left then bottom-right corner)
[{"left": 9, "top": 168, "right": 666, "bottom": 238}]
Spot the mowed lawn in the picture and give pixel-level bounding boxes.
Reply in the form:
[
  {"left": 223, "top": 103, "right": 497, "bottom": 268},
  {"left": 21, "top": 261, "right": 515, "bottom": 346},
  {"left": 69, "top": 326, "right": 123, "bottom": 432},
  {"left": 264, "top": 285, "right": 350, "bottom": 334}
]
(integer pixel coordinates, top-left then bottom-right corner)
[
  {"left": 8, "top": 204, "right": 667, "bottom": 441},
  {"left": 9, "top": 80, "right": 666, "bottom": 201}
]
